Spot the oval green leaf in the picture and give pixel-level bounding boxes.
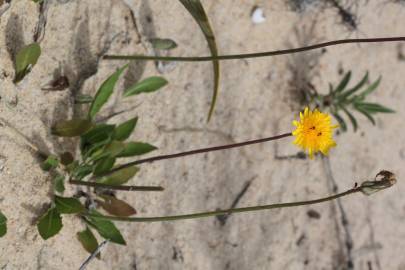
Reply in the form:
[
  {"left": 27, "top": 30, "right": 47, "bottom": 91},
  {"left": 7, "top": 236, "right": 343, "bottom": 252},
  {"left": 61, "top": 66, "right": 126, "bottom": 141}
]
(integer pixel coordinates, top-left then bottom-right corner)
[
  {"left": 89, "top": 65, "right": 128, "bottom": 119},
  {"left": 55, "top": 196, "right": 85, "bottom": 214},
  {"left": 37, "top": 207, "right": 63, "bottom": 240},
  {"left": 93, "top": 156, "right": 116, "bottom": 176},
  {"left": 77, "top": 226, "right": 100, "bottom": 258},
  {"left": 14, "top": 43, "right": 41, "bottom": 83},
  {"left": 113, "top": 117, "right": 138, "bottom": 141},
  {"left": 123, "top": 76, "right": 168, "bottom": 97},
  {"left": 98, "top": 166, "right": 139, "bottom": 186},
  {"left": 51, "top": 119, "right": 93, "bottom": 137},
  {"left": 117, "top": 142, "right": 157, "bottom": 157},
  {"left": 85, "top": 210, "right": 126, "bottom": 245}
]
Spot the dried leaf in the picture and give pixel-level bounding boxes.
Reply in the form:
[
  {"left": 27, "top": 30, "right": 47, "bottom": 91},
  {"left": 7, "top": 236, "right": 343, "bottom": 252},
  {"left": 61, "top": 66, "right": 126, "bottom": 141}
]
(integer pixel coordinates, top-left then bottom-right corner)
[
  {"left": 51, "top": 119, "right": 93, "bottom": 137},
  {"left": 97, "top": 195, "right": 136, "bottom": 217}
]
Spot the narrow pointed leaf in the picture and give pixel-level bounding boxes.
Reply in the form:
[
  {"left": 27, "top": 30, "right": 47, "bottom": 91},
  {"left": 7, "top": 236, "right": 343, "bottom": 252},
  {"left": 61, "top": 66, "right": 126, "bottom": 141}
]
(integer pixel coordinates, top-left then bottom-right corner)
[
  {"left": 341, "top": 106, "right": 358, "bottom": 132},
  {"left": 356, "top": 102, "right": 395, "bottom": 113},
  {"left": 37, "top": 207, "right": 63, "bottom": 240},
  {"left": 51, "top": 119, "right": 93, "bottom": 137},
  {"left": 355, "top": 106, "right": 376, "bottom": 125},
  {"left": 178, "top": 0, "right": 220, "bottom": 121},
  {"left": 357, "top": 75, "right": 379, "bottom": 100},
  {"left": 89, "top": 65, "right": 128, "bottom": 119},
  {"left": 97, "top": 195, "right": 136, "bottom": 217},
  {"left": 334, "top": 71, "right": 351, "bottom": 93},
  {"left": 113, "top": 117, "right": 138, "bottom": 141},
  {"left": 0, "top": 211, "right": 7, "bottom": 237},
  {"left": 117, "top": 142, "right": 157, "bottom": 157},
  {"left": 124, "top": 77, "right": 168, "bottom": 97},
  {"left": 98, "top": 166, "right": 139, "bottom": 186},
  {"left": 332, "top": 112, "right": 347, "bottom": 131},
  {"left": 14, "top": 43, "right": 41, "bottom": 83},
  {"left": 85, "top": 210, "right": 126, "bottom": 245},
  {"left": 55, "top": 196, "right": 85, "bottom": 214},
  {"left": 339, "top": 73, "right": 371, "bottom": 101},
  {"left": 77, "top": 227, "right": 100, "bottom": 259}
]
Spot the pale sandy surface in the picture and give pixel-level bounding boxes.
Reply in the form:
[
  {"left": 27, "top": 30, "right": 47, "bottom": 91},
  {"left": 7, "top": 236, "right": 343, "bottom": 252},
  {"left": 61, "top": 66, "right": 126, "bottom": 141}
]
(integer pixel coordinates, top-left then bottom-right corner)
[{"left": 1, "top": 0, "right": 405, "bottom": 269}]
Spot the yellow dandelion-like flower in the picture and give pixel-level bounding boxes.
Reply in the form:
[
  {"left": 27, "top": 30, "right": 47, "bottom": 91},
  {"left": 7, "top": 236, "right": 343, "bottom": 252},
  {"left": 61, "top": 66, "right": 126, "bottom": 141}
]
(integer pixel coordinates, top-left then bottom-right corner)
[{"left": 292, "top": 107, "right": 338, "bottom": 158}]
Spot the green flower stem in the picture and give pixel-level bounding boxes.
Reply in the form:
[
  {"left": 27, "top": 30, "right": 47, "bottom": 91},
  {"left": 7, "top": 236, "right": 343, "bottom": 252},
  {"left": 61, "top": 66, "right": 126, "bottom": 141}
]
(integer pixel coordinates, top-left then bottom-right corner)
[
  {"left": 104, "top": 37, "right": 405, "bottom": 62},
  {"left": 81, "top": 186, "right": 362, "bottom": 222},
  {"left": 104, "top": 132, "right": 292, "bottom": 176},
  {"left": 69, "top": 179, "right": 164, "bottom": 192}
]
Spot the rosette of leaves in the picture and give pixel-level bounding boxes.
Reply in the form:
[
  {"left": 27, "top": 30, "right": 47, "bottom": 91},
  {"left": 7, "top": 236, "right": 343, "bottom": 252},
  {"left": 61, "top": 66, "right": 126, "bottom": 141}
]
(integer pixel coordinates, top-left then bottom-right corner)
[
  {"left": 317, "top": 71, "right": 395, "bottom": 131},
  {"left": 37, "top": 65, "right": 168, "bottom": 256}
]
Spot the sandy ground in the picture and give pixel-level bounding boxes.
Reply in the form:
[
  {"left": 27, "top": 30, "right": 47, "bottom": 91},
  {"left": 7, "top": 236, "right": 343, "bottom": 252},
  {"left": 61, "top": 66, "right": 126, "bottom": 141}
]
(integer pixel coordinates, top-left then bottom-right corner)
[{"left": 1, "top": 0, "right": 405, "bottom": 269}]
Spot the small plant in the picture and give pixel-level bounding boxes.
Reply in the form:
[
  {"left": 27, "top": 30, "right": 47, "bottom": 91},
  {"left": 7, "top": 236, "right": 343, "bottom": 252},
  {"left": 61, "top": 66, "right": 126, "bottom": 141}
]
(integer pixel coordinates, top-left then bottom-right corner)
[
  {"left": 313, "top": 71, "right": 395, "bottom": 131},
  {"left": 36, "top": 65, "right": 168, "bottom": 254}
]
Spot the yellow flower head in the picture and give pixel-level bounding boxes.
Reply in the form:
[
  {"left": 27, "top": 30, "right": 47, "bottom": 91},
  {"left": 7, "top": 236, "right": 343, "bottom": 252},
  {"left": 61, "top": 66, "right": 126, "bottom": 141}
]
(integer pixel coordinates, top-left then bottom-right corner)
[{"left": 292, "top": 107, "right": 338, "bottom": 158}]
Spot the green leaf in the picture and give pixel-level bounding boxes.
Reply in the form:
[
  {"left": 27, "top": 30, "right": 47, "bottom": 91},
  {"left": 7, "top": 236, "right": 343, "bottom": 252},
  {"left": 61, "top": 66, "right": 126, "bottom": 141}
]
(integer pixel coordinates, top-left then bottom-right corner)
[
  {"left": 334, "top": 71, "right": 351, "bottom": 94},
  {"left": 356, "top": 74, "right": 379, "bottom": 100},
  {"left": 98, "top": 166, "right": 139, "bottom": 185},
  {"left": 73, "top": 164, "right": 93, "bottom": 180},
  {"left": 332, "top": 112, "right": 347, "bottom": 132},
  {"left": 117, "top": 142, "right": 157, "bottom": 157},
  {"left": 53, "top": 173, "right": 65, "bottom": 194},
  {"left": 124, "top": 77, "right": 168, "bottom": 97},
  {"left": 55, "top": 196, "right": 85, "bottom": 214},
  {"left": 14, "top": 43, "right": 41, "bottom": 83},
  {"left": 41, "top": 155, "right": 59, "bottom": 171},
  {"left": 37, "top": 206, "right": 63, "bottom": 240},
  {"left": 150, "top": 38, "right": 178, "bottom": 50},
  {"left": 356, "top": 102, "right": 395, "bottom": 113},
  {"left": 51, "top": 119, "right": 93, "bottom": 137},
  {"left": 85, "top": 210, "right": 126, "bottom": 245},
  {"left": 93, "top": 156, "right": 116, "bottom": 176},
  {"left": 97, "top": 195, "right": 136, "bottom": 217},
  {"left": 341, "top": 106, "right": 358, "bottom": 132},
  {"left": 340, "top": 72, "right": 370, "bottom": 101},
  {"left": 77, "top": 227, "right": 100, "bottom": 259},
  {"left": 0, "top": 210, "right": 7, "bottom": 238},
  {"left": 355, "top": 106, "right": 376, "bottom": 125},
  {"left": 89, "top": 65, "right": 128, "bottom": 119},
  {"left": 103, "top": 141, "right": 126, "bottom": 157},
  {"left": 80, "top": 124, "right": 115, "bottom": 157},
  {"left": 113, "top": 117, "right": 138, "bottom": 141},
  {"left": 178, "top": 0, "right": 220, "bottom": 121}
]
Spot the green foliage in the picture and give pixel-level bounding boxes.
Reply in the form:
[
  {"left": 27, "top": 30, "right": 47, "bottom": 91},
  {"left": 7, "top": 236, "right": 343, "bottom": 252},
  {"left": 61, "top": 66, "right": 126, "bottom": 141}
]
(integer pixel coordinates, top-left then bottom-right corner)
[
  {"left": 35, "top": 66, "right": 161, "bottom": 256},
  {"left": 14, "top": 43, "right": 41, "bottom": 83},
  {"left": 37, "top": 207, "right": 63, "bottom": 240},
  {"left": 0, "top": 210, "right": 6, "bottom": 238},
  {"left": 317, "top": 71, "right": 394, "bottom": 132},
  {"left": 124, "top": 77, "right": 168, "bottom": 97},
  {"left": 77, "top": 227, "right": 100, "bottom": 259},
  {"left": 178, "top": 0, "right": 220, "bottom": 121},
  {"left": 84, "top": 210, "right": 126, "bottom": 245}
]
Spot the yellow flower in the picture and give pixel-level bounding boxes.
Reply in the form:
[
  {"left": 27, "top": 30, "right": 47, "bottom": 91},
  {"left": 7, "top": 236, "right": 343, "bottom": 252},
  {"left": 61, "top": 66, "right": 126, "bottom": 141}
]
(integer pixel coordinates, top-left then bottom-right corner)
[{"left": 292, "top": 107, "right": 338, "bottom": 158}]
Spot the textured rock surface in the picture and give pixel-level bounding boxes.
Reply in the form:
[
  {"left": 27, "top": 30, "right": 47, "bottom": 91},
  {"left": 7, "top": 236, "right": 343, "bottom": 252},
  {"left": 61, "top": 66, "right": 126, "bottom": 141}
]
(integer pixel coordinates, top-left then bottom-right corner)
[{"left": 1, "top": 0, "right": 405, "bottom": 269}]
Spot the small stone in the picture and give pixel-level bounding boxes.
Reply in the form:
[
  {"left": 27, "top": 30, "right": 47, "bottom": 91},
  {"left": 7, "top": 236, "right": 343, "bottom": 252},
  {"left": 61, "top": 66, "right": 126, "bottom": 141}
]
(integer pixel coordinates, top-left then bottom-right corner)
[{"left": 251, "top": 6, "right": 266, "bottom": 24}]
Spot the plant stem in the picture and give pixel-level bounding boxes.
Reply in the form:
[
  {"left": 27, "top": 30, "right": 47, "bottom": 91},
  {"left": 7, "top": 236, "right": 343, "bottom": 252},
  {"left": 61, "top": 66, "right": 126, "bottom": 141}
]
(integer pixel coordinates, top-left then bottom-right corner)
[
  {"left": 105, "top": 132, "right": 292, "bottom": 175},
  {"left": 82, "top": 186, "right": 362, "bottom": 222},
  {"left": 69, "top": 180, "right": 164, "bottom": 192},
  {"left": 104, "top": 37, "right": 405, "bottom": 62}
]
